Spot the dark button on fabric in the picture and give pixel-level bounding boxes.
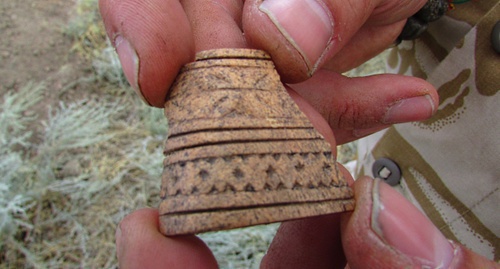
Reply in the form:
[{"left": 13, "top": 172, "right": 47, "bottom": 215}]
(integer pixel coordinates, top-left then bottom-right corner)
[
  {"left": 492, "top": 20, "right": 500, "bottom": 54},
  {"left": 372, "top": 158, "right": 402, "bottom": 186}
]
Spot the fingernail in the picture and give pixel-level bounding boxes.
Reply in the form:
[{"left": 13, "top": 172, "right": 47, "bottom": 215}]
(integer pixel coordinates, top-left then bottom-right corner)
[
  {"left": 115, "top": 35, "right": 144, "bottom": 101},
  {"left": 260, "top": 0, "right": 333, "bottom": 74},
  {"left": 371, "top": 180, "right": 454, "bottom": 268},
  {"left": 383, "top": 95, "right": 436, "bottom": 124}
]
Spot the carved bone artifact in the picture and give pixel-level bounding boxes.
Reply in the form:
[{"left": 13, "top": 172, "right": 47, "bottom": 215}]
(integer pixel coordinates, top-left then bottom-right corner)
[{"left": 159, "top": 49, "right": 355, "bottom": 235}]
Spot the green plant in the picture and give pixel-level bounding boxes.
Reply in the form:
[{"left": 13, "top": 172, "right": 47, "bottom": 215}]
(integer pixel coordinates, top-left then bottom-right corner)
[
  {"left": 0, "top": 83, "right": 44, "bottom": 245},
  {"left": 0, "top": 83, "right": 43, "bottom": 268}
]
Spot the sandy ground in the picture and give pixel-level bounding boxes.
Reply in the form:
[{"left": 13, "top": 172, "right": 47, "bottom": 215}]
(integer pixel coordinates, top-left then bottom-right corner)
[{"left": 0, "top": 0, "right": 92, "bottom": 117}]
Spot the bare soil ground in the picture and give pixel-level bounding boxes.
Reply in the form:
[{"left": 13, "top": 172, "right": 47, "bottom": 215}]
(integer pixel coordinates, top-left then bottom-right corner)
[
  {"left": 0, "top": 2, "right": 274, "bottom": 268},
  {"left": 1, "top": 0, "right": 94, "bottom": 120}
]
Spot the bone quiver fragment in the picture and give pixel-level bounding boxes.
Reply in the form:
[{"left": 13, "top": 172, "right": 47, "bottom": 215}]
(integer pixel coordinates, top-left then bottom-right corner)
[{"left": 159, "top": 49, "right": 355, "bottom": 235}]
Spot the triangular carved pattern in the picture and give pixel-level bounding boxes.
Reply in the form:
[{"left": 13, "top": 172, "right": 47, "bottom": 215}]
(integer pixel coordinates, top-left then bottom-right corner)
[{"left": 162, "top": 152, "right": 344, "bottom": 197}]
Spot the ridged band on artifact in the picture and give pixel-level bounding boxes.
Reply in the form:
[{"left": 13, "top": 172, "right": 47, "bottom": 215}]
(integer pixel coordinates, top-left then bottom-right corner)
[
  {"left": 167, "top": 119, "right": 315, "bottom": 137},
  {"left": 195, "top": 48, "right": 271, "bottom": 60},
  {"left": 160, "top": 199, "right": 355, "bottom": 235},
  {"left": 165, "top": 128, "right": 325, "bottom": 153},
  {"left": 160, "top": 185, "right": 353, "bottom": 213},
  {"left": 162, "top": 149, "right": 345, "bottom": 194},
  {"left": 182, "top": 58, "right": 275, "bottom": 70},
  {"left": 164, "top": 139, "right": 333, "bottom": 165}
]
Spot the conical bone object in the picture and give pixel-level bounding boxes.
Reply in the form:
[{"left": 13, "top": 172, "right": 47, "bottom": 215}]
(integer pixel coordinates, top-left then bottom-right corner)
[{"left": 159, "top": 49, "right": 354, "bottom": 235}]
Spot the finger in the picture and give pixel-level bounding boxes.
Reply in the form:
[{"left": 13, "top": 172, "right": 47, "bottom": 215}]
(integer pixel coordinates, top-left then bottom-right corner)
[
  {"left": 116, "top": 208, "right": 217, "bottom": 269},
  {"left": 367, "top": 0, "right": 425, "bottom": 25},
  {"left": 334, "top": 125, "right": 389, "bottom": 145},
  {"left": 180, "top": 0, "right": 248, "bottom": 51},
  {"left": 288, "top": 70, "right": 439, "bottom": 144},
  {"left": 323, "top": 21, "right": 406, "bottom": 73},
  {"left": 286, "top": 87, "right": 337, "bottom": 150},
  {"left": 325, "top": 0, "right": 425, "bottom": 72},
  {"left": 261, "top": 214, "right": 345, "bottom": 269},
  {"left": 341, "top": 177, "right": 498, "bottom": 269},
  {"left": 243, "top": 0, "right": 426, "bottom": 82},
  {"left": 99, "top": 0, "right": 195, "bottom": 107}
]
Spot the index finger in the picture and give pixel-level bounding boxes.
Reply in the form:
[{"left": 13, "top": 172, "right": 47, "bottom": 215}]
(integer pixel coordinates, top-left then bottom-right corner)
[{"left": 99, "top": 0, "right": 195, "bottom": 107}]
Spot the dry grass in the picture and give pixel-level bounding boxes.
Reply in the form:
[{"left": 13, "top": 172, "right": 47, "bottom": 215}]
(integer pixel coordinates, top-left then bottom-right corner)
[
  {"left": 0, "top": 1, "right": 387, "bottom": 268},
  {"left": 0, "top": 1, "right": 165, "bottom": 267},
  {"left": 0, "top": 1, "right": 276, "bottom": 267}
]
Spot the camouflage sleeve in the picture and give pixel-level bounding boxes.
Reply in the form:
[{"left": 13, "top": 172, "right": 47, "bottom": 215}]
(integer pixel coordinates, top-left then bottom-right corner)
[{"left": 357, "top": 1, "right": 499, "bottom": 260}]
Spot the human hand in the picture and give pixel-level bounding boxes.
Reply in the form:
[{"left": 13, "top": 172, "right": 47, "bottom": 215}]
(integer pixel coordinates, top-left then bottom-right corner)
[
  {"left": 99, "top": 0, "right": 428, "bottom": 86},
  {"left": 99, "top": 0, "right": 438, "bottom": 144},
  {"left": 101, "top": 2, "right": 496, "bottom": 267},
  {"left": 115, "top": 176, "right": 498, "bottom": 269}
]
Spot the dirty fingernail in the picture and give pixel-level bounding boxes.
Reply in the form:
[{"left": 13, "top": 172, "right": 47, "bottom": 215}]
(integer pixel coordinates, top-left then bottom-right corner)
[
  {"left": 260, "top": 0, "right": 333, "bottom": 75},
  {"left": 383, "top": 95, "right": 436, "bottom": 124},
  {"left": 371, "top": 179, "right": 454, "bottom": 268},
  {"left": 115, "top": 35, "right": 144, "bottom": 100}
]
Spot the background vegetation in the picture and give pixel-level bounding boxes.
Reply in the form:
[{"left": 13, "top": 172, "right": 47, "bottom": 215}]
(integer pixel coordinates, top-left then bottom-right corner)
[{"left": 0, "top": 0, "right": 385, "bottom": 267}]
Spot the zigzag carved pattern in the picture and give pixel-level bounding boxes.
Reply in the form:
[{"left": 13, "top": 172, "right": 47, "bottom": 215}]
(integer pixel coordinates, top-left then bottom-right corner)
[{"left": 161, "top": 151, "right": 344, "bottom": 198}]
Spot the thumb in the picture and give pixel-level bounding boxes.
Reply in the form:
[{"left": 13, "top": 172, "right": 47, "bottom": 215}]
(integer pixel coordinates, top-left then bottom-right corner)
[
  {"left": 242, "top": 0, "right": 426, "bottom": 82},
  {"left": 341, "top": 177, "right": 498, "bottom": 269}
]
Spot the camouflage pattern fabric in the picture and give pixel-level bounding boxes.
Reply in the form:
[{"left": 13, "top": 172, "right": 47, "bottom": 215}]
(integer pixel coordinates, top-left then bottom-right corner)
[{"left": 357, "top": 1, "right": 499, "bottom": 261}]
